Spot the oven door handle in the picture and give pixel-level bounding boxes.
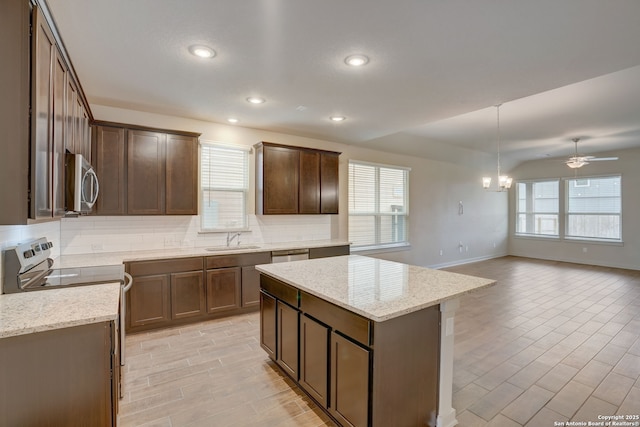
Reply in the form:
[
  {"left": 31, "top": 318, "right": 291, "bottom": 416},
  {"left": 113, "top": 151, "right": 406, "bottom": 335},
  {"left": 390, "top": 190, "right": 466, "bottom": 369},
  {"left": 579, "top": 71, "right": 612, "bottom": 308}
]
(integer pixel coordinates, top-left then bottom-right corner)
[{"left": 123, "top": 272, "right": 133, "bottom": 292}]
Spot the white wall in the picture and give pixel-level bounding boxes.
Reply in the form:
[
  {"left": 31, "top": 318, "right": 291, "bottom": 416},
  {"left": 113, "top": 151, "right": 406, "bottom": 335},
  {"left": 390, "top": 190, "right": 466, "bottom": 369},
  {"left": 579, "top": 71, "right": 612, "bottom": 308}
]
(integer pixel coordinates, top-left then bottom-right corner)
[
  {"left": 89, "top": 105, "right": 508, "bottom": 268},
  {"left": 508, "top": 146, "right": 640, "bottom": 270}
]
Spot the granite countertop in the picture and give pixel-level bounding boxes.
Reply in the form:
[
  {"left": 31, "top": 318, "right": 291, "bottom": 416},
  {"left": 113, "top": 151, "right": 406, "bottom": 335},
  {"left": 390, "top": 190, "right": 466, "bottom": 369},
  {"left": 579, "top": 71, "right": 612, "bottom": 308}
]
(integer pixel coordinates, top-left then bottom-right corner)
[
  {"left": 256, "top": 255, "right": 496, "bottom": 322},
  {"left": 0, "top": 283, "right": 121, "bottom": 339},
  {"left": 53, "top": 240, "right": 350, "bottom": 269}
]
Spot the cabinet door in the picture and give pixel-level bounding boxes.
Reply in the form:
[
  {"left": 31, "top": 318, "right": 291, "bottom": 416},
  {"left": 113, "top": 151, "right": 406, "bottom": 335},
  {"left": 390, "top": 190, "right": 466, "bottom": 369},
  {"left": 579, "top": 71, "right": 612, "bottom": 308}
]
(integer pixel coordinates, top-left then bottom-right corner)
[
  {"left": 65, "top": 79, "right": 77, "bottom": 153},
  {"left": 171, "top": 270, "right": 205, "bottom": 320},
  {"left": 320, "top": 153, "right": 339, "bottom": 214},
  {"left": 260, "top": 291, "right": 277, "bottom": 359},
  {"left": 0, "top": 322, "right": 114, "bottom": 426},
  {"left": 31, "top": 6, "right": 55, "bottom": 219},
  {"left": 52, "top": 49, "right": 67, "bottom": 218},
  {"left": 299, "top": 314, "right": 329, "bottom": 407},
  {"left": 330, "top": 331, "right": 370, "bottom": 427},
  {"left": 277, "top": 301, "right": 299, "bottom": 379},
  {"left": 93, "top": 126, "right": 126, "bottom": 215},
  {"left": 127, "top": 130, "right": 165, "bottom": 214},
  {"left": 299, "top": 150, "right": 320, "bottom": 214},
  {"left": 128, "top": 274, "right": 171, "bottom": 329},
  {"left": 206, "top": 267, "right": 241, "bottom": 314},
  {"left": 72, "top": 96, "right": 91, "bottom": 161},
  {"left": 241, "top": 265, "right": 261, "bottom": 308},
  {"left": 262, "top": 145, "right": 299, "bottom": 214},
  {"left": 166, "top": 134, "right": 198, "bottom": 215}
]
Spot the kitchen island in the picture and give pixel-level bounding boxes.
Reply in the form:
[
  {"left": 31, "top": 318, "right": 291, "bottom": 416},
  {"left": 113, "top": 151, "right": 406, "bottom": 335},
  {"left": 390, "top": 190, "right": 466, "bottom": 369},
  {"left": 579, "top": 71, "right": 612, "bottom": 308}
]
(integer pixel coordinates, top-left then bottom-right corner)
[{"left": 256, "top": 255, "right": 496, "bottom": 427}]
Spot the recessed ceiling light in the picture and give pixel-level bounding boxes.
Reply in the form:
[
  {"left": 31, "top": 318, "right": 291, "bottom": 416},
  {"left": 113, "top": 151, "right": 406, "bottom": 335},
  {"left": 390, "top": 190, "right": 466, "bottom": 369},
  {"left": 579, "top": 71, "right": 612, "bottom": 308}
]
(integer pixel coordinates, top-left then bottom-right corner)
[
  {"left": 227, "top": 118, "right": 239, "bottom": 123},
  {"left": 330, "top": 116, "right": 346, "bottom": 122},
  {"left": 344, "top": 54, "right": 369, "bottom": 67},
  {"left": 188, "top": 45, "right": 216, "bottom": 59},
  {"left": 246, "top": 97, "right": 266, "bottom": 104}
]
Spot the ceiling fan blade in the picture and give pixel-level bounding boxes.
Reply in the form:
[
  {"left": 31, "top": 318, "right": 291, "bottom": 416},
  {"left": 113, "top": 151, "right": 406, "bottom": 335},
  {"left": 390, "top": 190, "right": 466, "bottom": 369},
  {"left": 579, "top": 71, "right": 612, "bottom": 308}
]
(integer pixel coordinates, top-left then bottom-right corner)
[{"left": 589, "top": 157, "right": 618, "bottom": 161}]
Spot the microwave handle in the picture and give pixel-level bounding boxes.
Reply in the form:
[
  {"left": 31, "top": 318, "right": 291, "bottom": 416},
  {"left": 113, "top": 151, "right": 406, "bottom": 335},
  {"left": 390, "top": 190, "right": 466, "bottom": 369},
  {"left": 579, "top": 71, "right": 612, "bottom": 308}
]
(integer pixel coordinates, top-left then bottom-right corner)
[{"left": 82, "top": 168, "right": 100, "bottom": 208}]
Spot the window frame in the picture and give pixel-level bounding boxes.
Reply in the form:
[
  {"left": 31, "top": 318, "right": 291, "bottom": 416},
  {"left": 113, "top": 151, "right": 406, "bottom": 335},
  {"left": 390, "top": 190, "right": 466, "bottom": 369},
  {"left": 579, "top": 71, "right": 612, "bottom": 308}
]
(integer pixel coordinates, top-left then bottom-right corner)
[
  {"left": 564, "top": 175, "right": 622, "bottom": 242},
  {"left": 348, "top": 160, "right": 410, "bottom": 251},
  {"left": 513, "top": 174, "right": 622, "bottom": 244},
  {"left": 515, "top": 179, "right": 560, "bottom": 238},
  {"left": 199, "top": 141, "right": 250, "bottom": 232}
]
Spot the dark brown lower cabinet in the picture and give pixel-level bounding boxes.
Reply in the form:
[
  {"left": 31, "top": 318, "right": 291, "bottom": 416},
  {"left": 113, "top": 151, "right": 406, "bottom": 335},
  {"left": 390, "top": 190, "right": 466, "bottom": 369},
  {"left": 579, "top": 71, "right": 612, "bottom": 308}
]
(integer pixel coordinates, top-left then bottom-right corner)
[
  {"left": 260, "top": 291, "right": 277, "bottom": 359},
  {"left": 330, "top": 332, "right": 371, "bottom": 427},
  {"left": 241, "top": 265, "right": 262, "bottom": 307},
  {"left": 171, "top": 270, "right": 205, "bottom": 319},
  {"left": 128, "top": 274, "right": 171, "bottom": 329},
  {"left": 276, "top": 301, "right": 299, "bottom": 379},
  {"left": 126, "top": 253, "right": 272, "bottom": 333},
  {"left": 206, "top": 267, "right": 241, "bottom": 313},
  {"left": 0, "top": 322, "right": 118, "bottom": 427},
  {"left": 299, "top": 314, "right": 330, "bottom": 407}
]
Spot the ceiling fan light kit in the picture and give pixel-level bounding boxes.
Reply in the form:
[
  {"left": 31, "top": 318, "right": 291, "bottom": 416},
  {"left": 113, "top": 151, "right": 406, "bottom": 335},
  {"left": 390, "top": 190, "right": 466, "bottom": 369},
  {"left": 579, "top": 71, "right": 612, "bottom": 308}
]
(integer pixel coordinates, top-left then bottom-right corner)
[
  {"left": 565, "top": 138, "right": 618, "bottom": 169},
  {"left": 483, "top": 104, "right": 512, "bottom": 191}
]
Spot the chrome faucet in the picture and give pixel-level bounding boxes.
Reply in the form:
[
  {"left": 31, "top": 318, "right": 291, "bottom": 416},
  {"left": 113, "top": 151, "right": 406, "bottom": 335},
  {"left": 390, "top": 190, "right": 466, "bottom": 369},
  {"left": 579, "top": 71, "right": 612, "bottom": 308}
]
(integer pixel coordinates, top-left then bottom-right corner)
[{"left": 226, "top": 232, "right": 241, "bottom": 247}]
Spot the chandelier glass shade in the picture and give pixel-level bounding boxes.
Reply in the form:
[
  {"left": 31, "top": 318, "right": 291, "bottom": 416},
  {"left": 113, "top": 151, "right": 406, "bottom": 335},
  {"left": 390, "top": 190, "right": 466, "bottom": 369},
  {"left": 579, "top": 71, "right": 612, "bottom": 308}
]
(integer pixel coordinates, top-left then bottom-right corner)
[{"left": 482, "top": 104, "right": 512, "bottom": 191}]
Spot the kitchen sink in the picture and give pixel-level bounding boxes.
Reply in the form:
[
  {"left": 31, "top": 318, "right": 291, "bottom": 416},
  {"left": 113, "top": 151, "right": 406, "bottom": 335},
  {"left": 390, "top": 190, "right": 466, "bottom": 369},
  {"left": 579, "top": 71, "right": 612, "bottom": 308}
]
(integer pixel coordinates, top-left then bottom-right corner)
[{"left": 205, "top": 245, "right": 262, "bottom": 252}]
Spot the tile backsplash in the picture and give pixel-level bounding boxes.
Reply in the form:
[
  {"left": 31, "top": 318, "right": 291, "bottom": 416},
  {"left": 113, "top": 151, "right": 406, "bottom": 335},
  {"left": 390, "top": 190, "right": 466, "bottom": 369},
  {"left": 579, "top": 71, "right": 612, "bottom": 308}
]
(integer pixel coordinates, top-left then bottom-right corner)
[
  {"left": 60, "top": 215, "right": 332, "bottom": 255},
  {"left": 0, "top": 221, "right": 61, "bottom": 257}
]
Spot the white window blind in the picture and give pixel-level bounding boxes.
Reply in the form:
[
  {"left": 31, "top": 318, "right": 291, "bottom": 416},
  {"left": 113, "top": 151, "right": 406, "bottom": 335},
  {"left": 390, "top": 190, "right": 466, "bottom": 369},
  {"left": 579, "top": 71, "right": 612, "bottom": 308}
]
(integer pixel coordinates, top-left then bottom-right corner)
[
  {"left": 566, "top": 176, "right": 621, "bottom": 240},
  {"left": 200, "top": 143, "right": 248, "bottom": 231},
  {"left": 348, "top": 161, "right": 409, "bottom": 249},
  {"left": 516, "top": 180, "right": 559, "bottom": 236}
]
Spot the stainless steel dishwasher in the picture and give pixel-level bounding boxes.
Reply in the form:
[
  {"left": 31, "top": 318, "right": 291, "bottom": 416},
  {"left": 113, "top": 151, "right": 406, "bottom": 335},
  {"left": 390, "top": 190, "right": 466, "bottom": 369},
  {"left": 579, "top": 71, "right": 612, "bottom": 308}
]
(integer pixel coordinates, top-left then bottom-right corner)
[{"left": 271, "top": 248, "right": 309, "bottom": 263}]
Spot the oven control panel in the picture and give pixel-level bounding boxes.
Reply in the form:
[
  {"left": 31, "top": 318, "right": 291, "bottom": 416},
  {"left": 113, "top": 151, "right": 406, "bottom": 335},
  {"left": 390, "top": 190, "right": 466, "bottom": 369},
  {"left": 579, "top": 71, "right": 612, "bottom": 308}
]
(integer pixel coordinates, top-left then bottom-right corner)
[{"left": 9, "top": 238, "right": 53, "bottom": 272}]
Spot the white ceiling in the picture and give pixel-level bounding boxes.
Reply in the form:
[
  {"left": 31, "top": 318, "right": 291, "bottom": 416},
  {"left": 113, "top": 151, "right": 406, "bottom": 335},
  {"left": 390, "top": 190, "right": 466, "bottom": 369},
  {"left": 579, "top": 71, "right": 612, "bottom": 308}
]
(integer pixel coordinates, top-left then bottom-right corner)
[{"left": 46, "top": 0, "right": 640, "bottom": 169}]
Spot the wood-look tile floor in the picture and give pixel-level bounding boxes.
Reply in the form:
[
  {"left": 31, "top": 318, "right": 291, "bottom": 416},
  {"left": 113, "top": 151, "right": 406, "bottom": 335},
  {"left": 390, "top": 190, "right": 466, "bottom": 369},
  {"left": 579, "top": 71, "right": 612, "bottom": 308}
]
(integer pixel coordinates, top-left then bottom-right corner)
[{"left": 118, "top": 256, "right": 640, "bottom": 426}]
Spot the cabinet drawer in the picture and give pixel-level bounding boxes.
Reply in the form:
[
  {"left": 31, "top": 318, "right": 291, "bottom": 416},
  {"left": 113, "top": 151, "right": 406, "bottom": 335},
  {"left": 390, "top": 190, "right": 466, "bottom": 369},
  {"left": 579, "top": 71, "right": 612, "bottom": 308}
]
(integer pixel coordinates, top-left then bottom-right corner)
[
  {"left": 260, "top": 274, "right": 299, "bottom": 308},
  {"left": 206, "top": 251, "right": 271, "bottom": 269},
  {"left": 308, "top": 245, "right": 350, "bottom": 259},
  {"left": 127, "top": 257, "right": 203, "bottom": 276},
  {"left": 300, "top": 291, "right": 371, "bottom": 347}
]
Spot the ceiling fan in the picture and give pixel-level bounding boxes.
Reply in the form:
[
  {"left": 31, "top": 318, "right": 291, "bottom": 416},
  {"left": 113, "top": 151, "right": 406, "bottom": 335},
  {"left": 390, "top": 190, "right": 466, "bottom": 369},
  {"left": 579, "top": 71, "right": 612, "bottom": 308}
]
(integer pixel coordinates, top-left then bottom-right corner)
[{"left": 565, "top": 138, "right": 618, "bottom": 169}]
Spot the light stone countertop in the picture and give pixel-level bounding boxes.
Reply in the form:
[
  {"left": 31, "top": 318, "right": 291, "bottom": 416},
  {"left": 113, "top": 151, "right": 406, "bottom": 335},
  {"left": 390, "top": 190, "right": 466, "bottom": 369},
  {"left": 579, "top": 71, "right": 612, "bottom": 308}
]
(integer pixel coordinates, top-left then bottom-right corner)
[
  {"left": 53, "top": 240, "right": 350, "bottom": 269},
  {"left": 256, "top": 255, "right": 497, "bottom": 322},
  {"left": 0, "top": 240, "right": 347, "bottom": 339},
  {"left": 0, "top": 283, "right": 121, "bottom": 339}
]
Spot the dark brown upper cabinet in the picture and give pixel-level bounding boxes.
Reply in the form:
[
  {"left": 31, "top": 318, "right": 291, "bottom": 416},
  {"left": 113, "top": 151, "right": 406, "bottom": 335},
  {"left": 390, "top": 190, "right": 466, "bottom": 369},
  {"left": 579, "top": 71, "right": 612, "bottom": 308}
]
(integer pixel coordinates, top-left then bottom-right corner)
[
  {"left": 93, "top": 126, "right": 126, "bottom": 215},
  {"left": 127, "top": 129, "right": 166, "bottom": 215},
  {"left": 166, "top": 133, "right": 199, "bottom": 215},
  {"left": 1, "top": 0, "right": 92, "bottom": 224},
  {"left": 255, "top": 142, "right": 340, "bottom": 215},
  {"left": 92, "top": 122, "right": 200, "bottom": 216}
]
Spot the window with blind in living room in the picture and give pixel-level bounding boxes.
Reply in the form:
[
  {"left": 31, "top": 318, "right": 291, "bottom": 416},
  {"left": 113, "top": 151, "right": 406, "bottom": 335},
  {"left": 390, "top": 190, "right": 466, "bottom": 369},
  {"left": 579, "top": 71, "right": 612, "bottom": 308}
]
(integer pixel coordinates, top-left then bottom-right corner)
[
  {"left": 200, "top": 143, "right": 249, "bottom": 231},
  {"left": 566, "top": 176, "right": 621, "bottom": 240},
  {"left": 516, "top": 180, "right": 560, "bottom": 237},
  {"left": 348, "top": 160, "right": 409, "bottom": 250}
]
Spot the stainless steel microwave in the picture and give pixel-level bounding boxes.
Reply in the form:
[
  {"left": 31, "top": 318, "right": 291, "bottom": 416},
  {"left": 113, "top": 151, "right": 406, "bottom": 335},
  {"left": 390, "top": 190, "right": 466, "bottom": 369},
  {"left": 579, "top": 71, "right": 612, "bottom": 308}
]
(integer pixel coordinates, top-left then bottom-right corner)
[{"left": 65, "top": 153, "right": 99, "bottom": 213}]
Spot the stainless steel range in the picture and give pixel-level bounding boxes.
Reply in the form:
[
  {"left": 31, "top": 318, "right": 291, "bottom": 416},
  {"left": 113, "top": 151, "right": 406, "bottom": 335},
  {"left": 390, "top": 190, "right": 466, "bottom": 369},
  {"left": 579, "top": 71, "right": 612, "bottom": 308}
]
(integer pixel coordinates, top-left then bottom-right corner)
[
  {"left": 3, "top": 237, "right": 125, "bottom": 293},
  {"left": 2, "top": 237, "right": 132, "bottom": 384}
]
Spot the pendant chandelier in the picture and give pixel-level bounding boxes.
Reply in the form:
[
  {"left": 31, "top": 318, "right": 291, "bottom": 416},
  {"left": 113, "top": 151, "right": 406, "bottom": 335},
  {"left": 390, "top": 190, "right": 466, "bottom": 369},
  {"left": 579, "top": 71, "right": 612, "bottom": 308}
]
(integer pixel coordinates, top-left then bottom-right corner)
[{"left": 482, "top": 104, "right": 512, "bottom": 191}]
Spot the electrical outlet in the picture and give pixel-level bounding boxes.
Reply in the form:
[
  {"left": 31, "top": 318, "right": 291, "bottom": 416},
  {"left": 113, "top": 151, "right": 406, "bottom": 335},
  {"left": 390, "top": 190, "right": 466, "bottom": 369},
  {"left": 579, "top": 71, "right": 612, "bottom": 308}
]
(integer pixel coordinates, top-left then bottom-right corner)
[
  {"left": 583, "top": 247, "right": 588, "bottom": 253},
  {"left": 439, "top": 249, "right": 443, "bottom": 256}
]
